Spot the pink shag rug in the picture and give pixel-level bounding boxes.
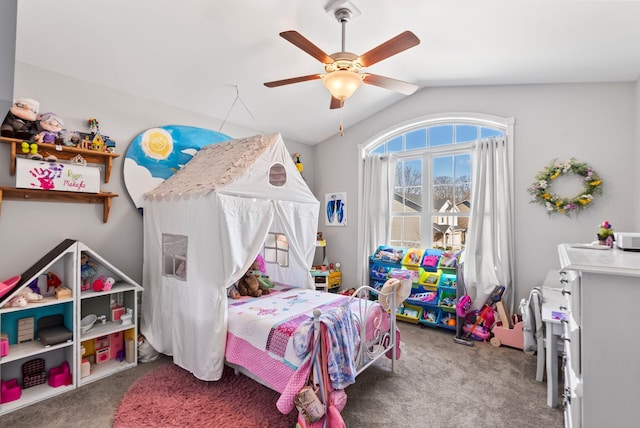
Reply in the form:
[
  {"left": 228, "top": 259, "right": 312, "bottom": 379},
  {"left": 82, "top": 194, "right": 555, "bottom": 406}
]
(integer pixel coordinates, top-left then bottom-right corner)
[{"left": 113, "top": 363, "right": 298, "bottom": 428}]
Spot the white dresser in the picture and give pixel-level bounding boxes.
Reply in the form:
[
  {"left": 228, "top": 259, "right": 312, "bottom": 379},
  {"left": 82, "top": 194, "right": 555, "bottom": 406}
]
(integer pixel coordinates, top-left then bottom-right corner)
[{"left": 557, "top": 244, "right": 640, "bottom": 428}]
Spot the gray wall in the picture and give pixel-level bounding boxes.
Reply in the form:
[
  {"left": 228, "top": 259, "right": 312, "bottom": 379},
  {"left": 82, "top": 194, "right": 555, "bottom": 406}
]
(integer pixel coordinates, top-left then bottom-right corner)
[
  {"left": 0, "top": 0, "right": 17, "bottom": 114},
  {"left": 313, "top": 82, "right": 638, "bottom": 306},
  {"left": 0, "top": 63, "right": 313, "bottom": 284}
]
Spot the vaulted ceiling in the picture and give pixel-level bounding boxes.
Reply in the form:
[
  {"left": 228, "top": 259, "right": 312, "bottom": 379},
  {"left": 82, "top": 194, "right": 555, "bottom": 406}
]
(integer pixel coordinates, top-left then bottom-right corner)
[{"left": 15, "top": 0, "right": 640, "bottom": 144}]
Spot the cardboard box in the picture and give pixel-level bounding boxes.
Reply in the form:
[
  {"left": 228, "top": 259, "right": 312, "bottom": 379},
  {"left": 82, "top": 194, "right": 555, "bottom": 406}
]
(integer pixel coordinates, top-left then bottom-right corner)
[{"left": 16, "top": 157, "right": 100, "bottom": 193}]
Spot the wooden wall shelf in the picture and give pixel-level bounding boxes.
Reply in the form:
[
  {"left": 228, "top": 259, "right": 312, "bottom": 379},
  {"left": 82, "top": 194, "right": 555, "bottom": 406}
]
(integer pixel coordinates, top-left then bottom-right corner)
[
  {"left": 0, "top": 187, "right": 118, "bottom": 223},
  {"left": 0, "top": 136, "right": 120, "bottom": 183}
]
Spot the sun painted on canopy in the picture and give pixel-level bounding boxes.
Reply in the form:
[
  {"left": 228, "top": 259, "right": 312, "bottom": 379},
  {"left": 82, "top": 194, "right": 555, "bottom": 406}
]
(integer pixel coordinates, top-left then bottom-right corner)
[{"left": 124, "top": 125, "right": 231, "bottom": 212}]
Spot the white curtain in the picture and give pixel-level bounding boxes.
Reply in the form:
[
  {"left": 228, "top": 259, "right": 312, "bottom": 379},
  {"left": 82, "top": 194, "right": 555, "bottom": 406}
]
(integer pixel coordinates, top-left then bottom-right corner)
[
  {"left": 464, "top": 136, "right": 515, "bottom": 313},
  {"left": 358, "top": 154, "right": 396, "bottom": 286}
]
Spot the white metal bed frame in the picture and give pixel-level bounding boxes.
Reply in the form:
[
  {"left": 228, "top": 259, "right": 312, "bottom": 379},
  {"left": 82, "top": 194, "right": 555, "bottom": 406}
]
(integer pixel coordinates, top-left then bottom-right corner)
[{"left": 228, "top": 283, "right": 399, "bottom": 392}]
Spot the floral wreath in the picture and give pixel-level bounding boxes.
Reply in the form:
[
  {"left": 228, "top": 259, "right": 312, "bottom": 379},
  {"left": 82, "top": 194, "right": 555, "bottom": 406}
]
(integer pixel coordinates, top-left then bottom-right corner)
[{"left": 528, "top": 158, "right": 602, "bottom": 215}]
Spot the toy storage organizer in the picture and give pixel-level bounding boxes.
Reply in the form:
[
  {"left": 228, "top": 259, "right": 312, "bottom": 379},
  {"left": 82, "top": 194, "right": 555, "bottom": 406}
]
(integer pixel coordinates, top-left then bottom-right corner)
[
  {"left": 369, "top": 246, "right": 462, "bottom": 332},
  {"left": 0, "top": 239, "right": 142, "bottom": 415}
]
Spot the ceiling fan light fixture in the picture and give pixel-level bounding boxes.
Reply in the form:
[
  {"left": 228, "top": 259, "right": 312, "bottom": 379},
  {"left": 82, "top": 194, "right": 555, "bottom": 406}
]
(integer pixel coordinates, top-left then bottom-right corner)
[{"left": 322, "top": 70, "right": 363, "bottom": 101}]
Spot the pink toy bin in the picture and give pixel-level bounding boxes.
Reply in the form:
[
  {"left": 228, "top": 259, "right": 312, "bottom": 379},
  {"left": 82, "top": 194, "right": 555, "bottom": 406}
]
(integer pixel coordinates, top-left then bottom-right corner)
[
  {"left": 1, "top": 378, "right": 21, "bottom": 403},
  {"left": 48, "top": 361, "right": 72, "bottom": 387},
  {"left": 0, "top": 336, "right": 8, "bottom": 357}
]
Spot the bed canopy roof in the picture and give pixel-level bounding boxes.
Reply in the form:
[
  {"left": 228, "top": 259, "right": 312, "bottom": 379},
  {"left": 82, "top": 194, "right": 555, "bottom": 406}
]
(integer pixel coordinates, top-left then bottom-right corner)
[{"left": 141, "top": 132, "right": 320, "bottom": 380}]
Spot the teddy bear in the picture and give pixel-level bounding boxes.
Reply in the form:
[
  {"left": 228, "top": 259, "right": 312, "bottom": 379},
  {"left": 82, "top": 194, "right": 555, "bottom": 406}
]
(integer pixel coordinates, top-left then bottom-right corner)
[{"left": 237, "top": 260, "right": 271, "bottom": 298}]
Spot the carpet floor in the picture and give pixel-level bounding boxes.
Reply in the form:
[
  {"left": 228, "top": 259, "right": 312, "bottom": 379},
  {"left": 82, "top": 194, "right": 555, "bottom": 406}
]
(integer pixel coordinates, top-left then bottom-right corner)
[
  {"left": 1, "top": 322, "right": 564, "bottom": 427},
  {"left": 113, "top": 363, "right": 297, "bottom": 427}
]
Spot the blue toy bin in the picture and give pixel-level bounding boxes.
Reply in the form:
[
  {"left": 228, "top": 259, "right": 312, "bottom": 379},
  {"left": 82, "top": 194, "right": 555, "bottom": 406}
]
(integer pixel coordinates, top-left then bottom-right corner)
[
  {"left": 370, "top": 263, "right": 392, "bottom": 280},
  {"left": 437, "top": 310, "right": 457, "bottom": 330},
  {"left": 370, "top": 246, "right": 406, "bottom": 266},
  {"left": 420, "top": 307, "right": 440, "bottom": 326},
  {"left": 406, "top": 289, "right": 439, "bottom": 306},
  {"left": 420, "top": 249, "right": 443, "bottom": 272}
]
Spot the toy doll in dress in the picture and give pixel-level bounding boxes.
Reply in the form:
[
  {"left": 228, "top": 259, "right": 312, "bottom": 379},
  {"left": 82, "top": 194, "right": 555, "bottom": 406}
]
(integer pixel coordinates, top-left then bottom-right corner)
[
  {"left": 80, "top": 252, "right": 97, "bottom": 291},
  {"left": 35, "top": 112, "right": 65, "bottom": 145}
]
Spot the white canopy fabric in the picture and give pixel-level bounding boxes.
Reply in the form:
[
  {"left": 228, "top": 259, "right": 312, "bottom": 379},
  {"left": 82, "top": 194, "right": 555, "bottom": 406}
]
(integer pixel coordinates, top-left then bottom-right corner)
[{"left": 141, "top": 133, "right": 319, "bottom": 380}]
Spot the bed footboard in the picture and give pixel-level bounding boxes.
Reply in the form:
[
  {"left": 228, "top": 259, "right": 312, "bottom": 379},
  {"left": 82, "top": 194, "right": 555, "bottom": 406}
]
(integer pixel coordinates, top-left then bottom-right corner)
[{"left": 347, "top": 285, "right": 398, "bottom": 375}]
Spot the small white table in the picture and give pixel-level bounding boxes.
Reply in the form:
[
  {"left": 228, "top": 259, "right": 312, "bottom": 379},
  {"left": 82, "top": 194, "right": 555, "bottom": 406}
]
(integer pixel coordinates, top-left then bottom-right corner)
[{"left": 540, "top": 283, "right": 567, "bottom": 407}]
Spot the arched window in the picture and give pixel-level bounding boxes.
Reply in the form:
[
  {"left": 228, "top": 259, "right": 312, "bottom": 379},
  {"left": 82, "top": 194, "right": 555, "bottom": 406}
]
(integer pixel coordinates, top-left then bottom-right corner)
[{"left": 362, "top": 114, "right": 509, "bottom": 251}]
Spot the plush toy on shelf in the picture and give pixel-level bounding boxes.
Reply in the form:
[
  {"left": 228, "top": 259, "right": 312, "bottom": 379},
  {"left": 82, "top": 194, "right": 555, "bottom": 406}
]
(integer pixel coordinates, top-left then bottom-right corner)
[
  {"left": 1, "top": 98, "right": 40, "bottom": 140},
  {"left": 93, "top": 276, "right": 115, "bottom": 292},
  {"left": 35, "top": 112, "right": 65, "bottom": 145}
]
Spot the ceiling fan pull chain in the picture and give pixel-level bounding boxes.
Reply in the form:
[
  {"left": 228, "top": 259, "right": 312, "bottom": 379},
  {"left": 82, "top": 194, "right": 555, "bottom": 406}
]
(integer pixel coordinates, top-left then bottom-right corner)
[{"left": 339, "top": 115, "right": 344, "bottom": 137}]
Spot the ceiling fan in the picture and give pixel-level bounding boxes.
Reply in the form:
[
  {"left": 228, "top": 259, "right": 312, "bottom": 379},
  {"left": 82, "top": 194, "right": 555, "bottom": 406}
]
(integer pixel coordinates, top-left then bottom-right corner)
[{"left": 263, "top": 6, "right": 420, "bottom": 109}]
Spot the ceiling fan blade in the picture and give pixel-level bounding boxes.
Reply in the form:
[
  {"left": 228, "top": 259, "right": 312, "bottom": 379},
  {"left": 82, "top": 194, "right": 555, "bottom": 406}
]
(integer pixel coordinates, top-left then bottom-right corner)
[
  {"left": 363, "top": 73, "right": 419, "bottom": 95},
  {"left": 358, "top": 31, "right": 420, "bottom": 67},
  {"left": 264, "top": 74, "right": 322, "bottom": 88},
  {"left": 280, "top": 31, "right": 335, "bottom": 64},
  {"left": 329, "top": 96, "right": 344, "bottom": 110}
]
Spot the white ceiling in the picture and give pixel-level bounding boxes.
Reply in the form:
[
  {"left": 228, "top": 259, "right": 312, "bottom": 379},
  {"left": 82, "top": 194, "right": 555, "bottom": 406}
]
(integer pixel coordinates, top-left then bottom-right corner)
[{"left": 15, "top": 0, "right": 640, "bottom": 145}]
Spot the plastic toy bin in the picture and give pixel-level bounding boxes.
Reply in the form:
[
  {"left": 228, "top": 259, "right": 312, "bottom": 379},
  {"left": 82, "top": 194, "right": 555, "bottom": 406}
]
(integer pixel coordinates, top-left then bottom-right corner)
[
  {"left": 437, "top": 310, "right": 457, "bottom": 330},
  {"left": 370, "top": 246, "right": 406, "bottom": 265},
  {"left": 420, "top": 307, "right": 440, "bottom": 326},
  {"left": 420, "top": 249, "right": 443, "bottom": 272},
  {"left": 395, "top": 302, "right": 422, "bottom": 324},
  {"left": 417, "top": 269, "right": 441, "bottom": 291},
  {"left": 406, "top": 289, "right": 438, "bottom": 306},
  {"left": 370, "top": 263, "right": 392, "bottom": 280},
  {"left": 401, "top": 248, "right": 424, "bottom": 270},
  {"left": 438, "top": 250, "right": 463, "bottom": 275},
  {"left": 438, "top": 286, "right": 457, "bottom": 312}
]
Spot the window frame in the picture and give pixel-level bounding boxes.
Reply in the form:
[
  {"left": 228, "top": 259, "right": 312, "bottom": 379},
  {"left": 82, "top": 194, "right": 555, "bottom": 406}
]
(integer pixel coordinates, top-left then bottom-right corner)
[{"left": 357, "top": 112, "right": 514, "bottom": 278}]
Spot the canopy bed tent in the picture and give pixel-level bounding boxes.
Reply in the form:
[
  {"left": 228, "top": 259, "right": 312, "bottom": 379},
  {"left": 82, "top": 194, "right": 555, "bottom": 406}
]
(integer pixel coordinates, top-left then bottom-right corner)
[{"left": 141, "top": 133, "right": 320, "bottom": 381}]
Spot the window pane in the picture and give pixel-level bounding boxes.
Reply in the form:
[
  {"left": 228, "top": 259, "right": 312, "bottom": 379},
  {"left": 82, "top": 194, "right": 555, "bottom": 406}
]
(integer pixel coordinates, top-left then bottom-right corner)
[
  {"left": 405, "top": 129, "right": 426, "bottom": 150},
  {"left": 372, "top": 144, "right": 386, "bottom": 154},
  {"left": 432, "top": 215, "right": 467, "bottom": 250},
  {"left": 454, "top": 154, "right": 471, "bottom": 180},
  {"left": 390, "top": 216, "right": 421, "bottom": 248},
  {"left": 433, "top": 156, "right": 453, "bottom": 182},
  {"left": 432, "top": 185, "right": 454, "bottom": 207},
  {"left": 429, "top": 125, "right": 453, "bottom": 147},
  {"left": 387, "top": 136, "right": 402, "bottom": 153},
  {"left": 455, "top": 125, "right": 478, "bottom": 143},
  {"left": 480, "top": 127, "right": 504, "bottom": 138}
]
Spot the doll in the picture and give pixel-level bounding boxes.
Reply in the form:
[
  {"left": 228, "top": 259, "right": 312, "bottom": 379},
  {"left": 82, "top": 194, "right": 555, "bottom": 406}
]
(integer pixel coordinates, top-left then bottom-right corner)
[
  {"left": 35, "top": 112, "right": 65, "bottom": 145},
  {"left": 80, "top": 252, "right": 97, "bottom": 291},
  {"left": 1, "top": 98, "right": 40, "bottom": 140}
]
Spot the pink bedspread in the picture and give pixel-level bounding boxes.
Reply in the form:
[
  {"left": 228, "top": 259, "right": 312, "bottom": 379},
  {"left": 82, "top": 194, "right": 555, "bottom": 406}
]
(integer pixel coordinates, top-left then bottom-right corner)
[{"left": 226, "top": 287, "right": 347, "bottom": 392}]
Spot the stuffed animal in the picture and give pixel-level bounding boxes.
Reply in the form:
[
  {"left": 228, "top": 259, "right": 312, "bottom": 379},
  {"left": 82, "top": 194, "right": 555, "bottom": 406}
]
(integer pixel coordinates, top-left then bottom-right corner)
[
  {"left": 93, "top": 276, "right": 115, "bottom": 292},
  {"left": 35, "top": 112, "right": 64, "bottom": 145},
  {"left": 1, "top": 98, "right": 40, "bottom": 140},
  {"left": 20, "top": 290, "right": 43, "bottom": 302},
  {"left": 237, "top": 260, "right": 271, "bottom": 298}
]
